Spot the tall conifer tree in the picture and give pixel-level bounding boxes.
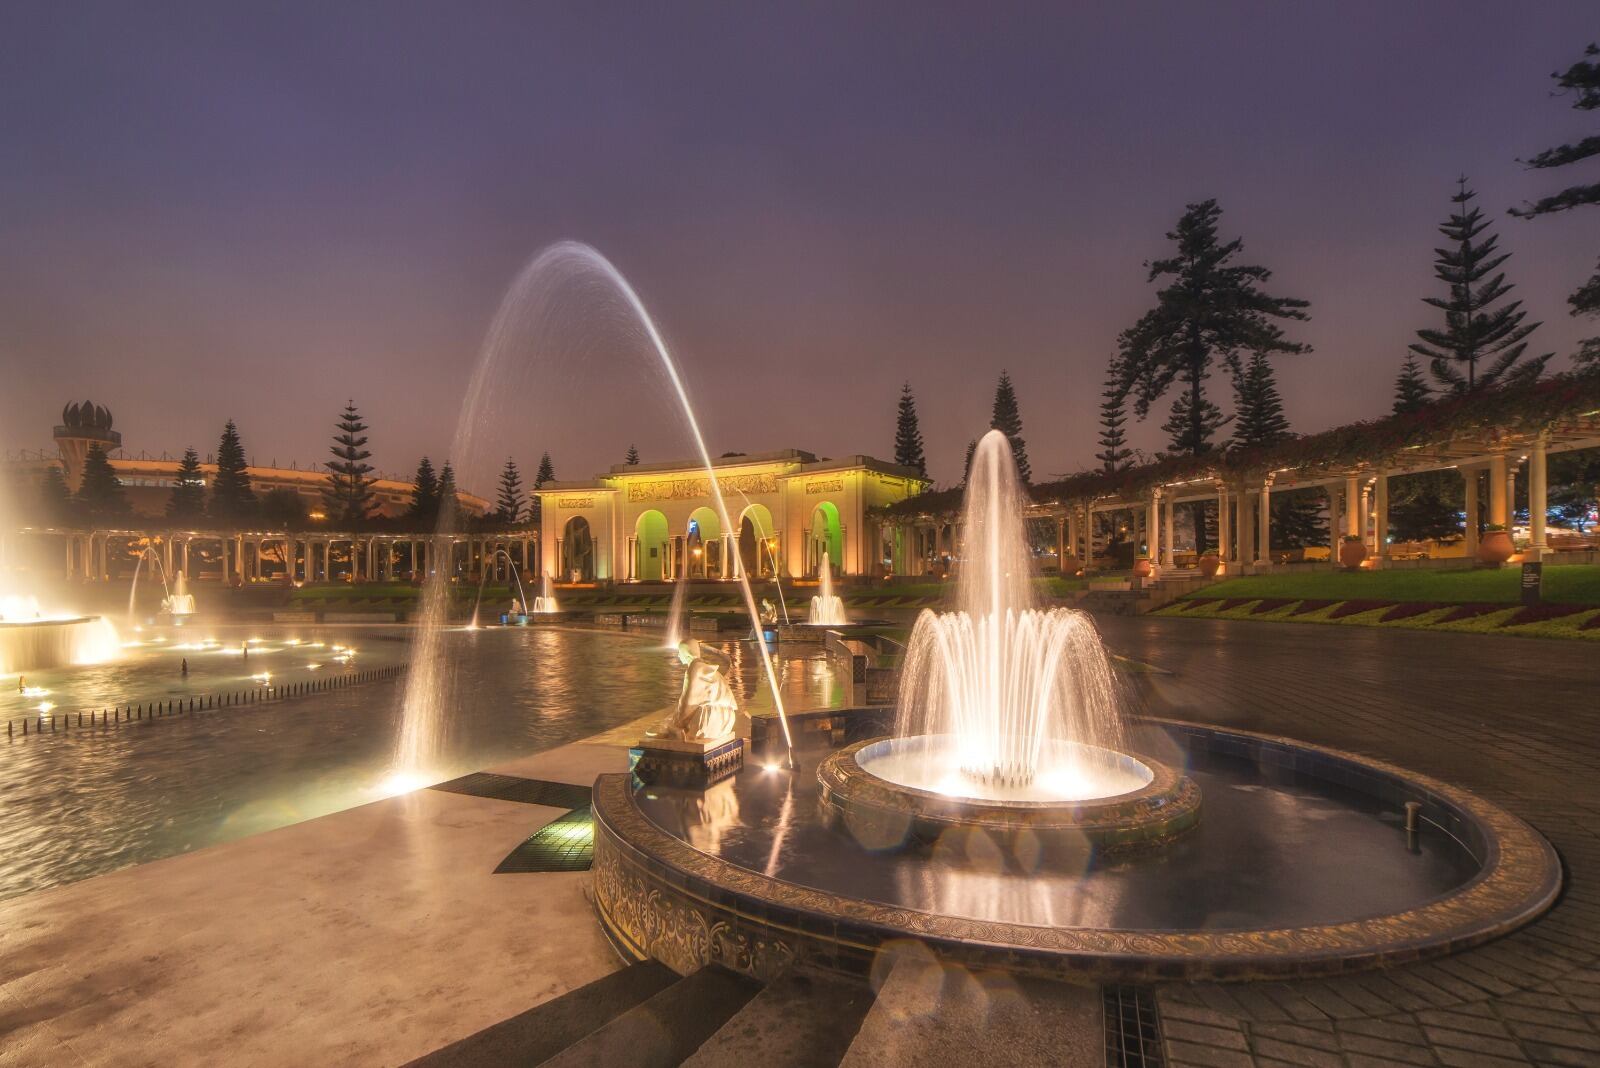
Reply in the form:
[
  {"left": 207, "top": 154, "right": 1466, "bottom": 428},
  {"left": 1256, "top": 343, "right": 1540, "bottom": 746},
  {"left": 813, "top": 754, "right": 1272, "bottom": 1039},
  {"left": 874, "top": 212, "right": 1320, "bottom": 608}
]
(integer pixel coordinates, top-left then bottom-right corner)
[
  {"left": 210, "top": 420, "right": 256, "bottom": 521},
  {"left": 625, "top": 444, "right": 640, "bottom": 466},
  {"left": 495, "top": 458, "right": 525, "bottom": 524},
  {"left": 77, "top": 444, "right": 129, "bottom": 517},
  {"left": 1095, "top": 357, "right": 1133, "bottom": 473},
  {"left": 961, "top": 439, "right": 977, "bottom": 486},
  {"left": 437, "top": 463, "right": 460, "bottom": 522},
  {"left": 166, "top": 447, "right": 206, "bottom": 520},
  {"left": 989, "top": 371, "right": 1030, "bottom": 482},
  {"left": 1393, "top": 355, "right": 1432, "bottom": 415},
  {"left": 893, "top": 382, "right": 927, "bottom": 476},
  {"left": 534, "top": 452, "right": 555, "bottom": 487},
  {"left": 37, "top": 464, "right": 74, "bottom": 524},
  {"left": 1511, "top": 43, "right": 1600, "bottom": 367},
  {"left": 407, "top": 457, "right": 439, "bottom": 522},
  {"left": 1231, "top": 351, "right": 1292, "bottom": 449},
  {"left": 323, "top": 401, "right": 376, "bottom": 524},
  {"left": 1411, "top": 180, "right": 1550, "bottom": 392}
]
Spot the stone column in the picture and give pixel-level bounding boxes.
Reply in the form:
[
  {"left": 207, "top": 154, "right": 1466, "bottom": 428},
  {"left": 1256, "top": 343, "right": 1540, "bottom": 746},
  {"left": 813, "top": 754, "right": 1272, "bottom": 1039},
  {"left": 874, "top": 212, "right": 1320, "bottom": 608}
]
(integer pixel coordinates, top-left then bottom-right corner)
[
  {"left": 1216, "top": 487, "right": 1231, "bottom": 563},
  {"left": 1257, "top": 481, "right": 1272, "bottom": 565},
  {"left": 1463, "top": 467, "right": 1480, "bottom": 559},
  {"left": 1344, "top": 476, "right": 1361, "bottom": 539},
  {"left": 1373, "top": 471, "right": 1390, "bottom": 567},
  {"left": 1506, "top": 462, "right": 1519, "bottom": 531},
  {"left": 1146, "top": 494, "right": 1160, "bottom": 573},
  {"left": 1055, "top": 516, "right": 1067, "bottom": 573},
  {"left": 1530, "top": 436, "right": 1548, "bottom": 559},
  {"left": 1488, "top": 454, "right": 1509, "bottom": 528},
  {"left": 1162, "top": 495, "right": 1176, "bottom": 569},
  {"left": 1237, "top": 491, "right": 1256, "bottom": 567}
]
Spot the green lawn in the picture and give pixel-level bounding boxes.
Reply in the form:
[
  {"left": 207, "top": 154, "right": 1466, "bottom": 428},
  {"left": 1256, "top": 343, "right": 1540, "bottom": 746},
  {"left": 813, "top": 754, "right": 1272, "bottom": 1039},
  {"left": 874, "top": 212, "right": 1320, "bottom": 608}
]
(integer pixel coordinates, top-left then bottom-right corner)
[{"left": 1188, "top": 564, "right": 1600, "bottom": 605}]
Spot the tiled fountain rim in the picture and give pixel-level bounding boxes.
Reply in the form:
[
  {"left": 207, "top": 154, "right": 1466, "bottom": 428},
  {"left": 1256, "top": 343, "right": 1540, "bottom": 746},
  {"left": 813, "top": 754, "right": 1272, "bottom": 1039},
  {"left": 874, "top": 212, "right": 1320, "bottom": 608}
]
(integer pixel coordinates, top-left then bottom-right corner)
[{"left": 591, "top": 717, "right": 1563, "bottom": 982}]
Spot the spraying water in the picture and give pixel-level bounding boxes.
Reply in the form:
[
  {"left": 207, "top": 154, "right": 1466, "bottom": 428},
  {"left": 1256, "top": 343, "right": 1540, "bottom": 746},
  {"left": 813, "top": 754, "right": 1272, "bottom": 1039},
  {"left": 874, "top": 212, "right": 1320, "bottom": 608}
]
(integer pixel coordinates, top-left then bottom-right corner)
[
  {"left": 394, "top": 242, "right": 796, "bottom": 779},
  {"left": 886, "top": 430, "right": 1130, "bottom": 800},
  {"left": 807, "top": 554, "right": 847, "bottom": 626},
  {"left": 467, "top": 549, "right": 530, "bottom": 628},
  {"left": 532, "top": 571, "right": 559, "bottom": 614},
  {"left": 662, "top": 573, "right": 689, "bottom": 649}
]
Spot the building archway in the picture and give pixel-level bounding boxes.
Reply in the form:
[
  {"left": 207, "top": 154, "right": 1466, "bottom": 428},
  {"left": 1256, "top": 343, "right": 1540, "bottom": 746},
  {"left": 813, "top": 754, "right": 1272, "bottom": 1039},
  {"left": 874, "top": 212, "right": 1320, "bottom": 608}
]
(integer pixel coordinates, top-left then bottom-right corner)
[
  {"left": 737, "top": 503, "right": 777, "bottom": 578},
  {"left": 634, "top": 510, "right": 669, "bottom": 581},
  {"left": 809, "top": 501, "right": 843, "bottom": 576},
  {"left": 560, "top": 515, "right": 594, "bottom": 582},
  {"left": 686, "top": 507, "right": 721, "bottom": 579}
]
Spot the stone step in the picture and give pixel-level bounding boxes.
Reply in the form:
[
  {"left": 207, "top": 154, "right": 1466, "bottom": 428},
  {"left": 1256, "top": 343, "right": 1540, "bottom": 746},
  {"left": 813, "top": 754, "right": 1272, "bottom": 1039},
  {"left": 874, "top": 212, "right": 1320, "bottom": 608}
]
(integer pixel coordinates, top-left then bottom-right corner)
[
  {"left": 682, "top": 971, "right": 875, "bottom": 1068},
  {"left": 402, "top": 960, "right": 678, "bottom": 1067},
  {"left": 536, "top": 965, "right": 760, "bottom": 1068},
  {"left": 839, "top": 954, "right": 1102, "bottom": 1068}
]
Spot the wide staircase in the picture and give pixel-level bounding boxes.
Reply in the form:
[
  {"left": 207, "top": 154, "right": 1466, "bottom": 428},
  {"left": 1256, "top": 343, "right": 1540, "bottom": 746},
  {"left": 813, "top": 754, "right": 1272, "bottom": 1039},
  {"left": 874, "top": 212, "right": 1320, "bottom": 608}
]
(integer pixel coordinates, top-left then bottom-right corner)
[
  {"left": 1076, "top": 569, "right": 1220, "bottom": 616},
  {"left": 404, "top": 954, "right": 1107, "bottom": 1067}
]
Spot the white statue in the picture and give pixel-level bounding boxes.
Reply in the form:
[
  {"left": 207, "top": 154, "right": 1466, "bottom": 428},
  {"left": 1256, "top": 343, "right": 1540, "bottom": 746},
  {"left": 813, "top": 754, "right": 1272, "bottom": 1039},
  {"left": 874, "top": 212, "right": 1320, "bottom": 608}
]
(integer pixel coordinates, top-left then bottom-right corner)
[
  {"left": 651, "top": 639, "right": 739, "bottom": 744},
  {"left": 509, "top": 598, "right": 523, "bottom": 617},
  {"left": 759, "top": 598, "right": 778, "bottom": 625}
]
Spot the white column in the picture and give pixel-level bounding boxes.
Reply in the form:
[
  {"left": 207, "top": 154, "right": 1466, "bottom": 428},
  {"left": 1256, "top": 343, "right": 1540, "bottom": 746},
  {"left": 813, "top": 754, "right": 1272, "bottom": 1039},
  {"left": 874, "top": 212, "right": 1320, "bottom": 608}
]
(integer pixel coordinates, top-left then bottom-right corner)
[
  {"left": 1237, "top": 491, "right": 1256, "bottom": 567},
  {"left": 1146, "top": 494, "right": 1160, "bottom": 573},
  {"left": 1530, "top": 436, "right": 1548, "bottom": 559},
  {"left": 1257, "top": 481, "right": 1272, "bottom": 565},
  {"left": 1162, "top": 495, "right": 1176, "bottom": 568},
  {"left": 1216, "top": 487, "right": 1231, "bottom": 562},
  {"left": 1373, "top": 471, "right": 1389, "bottom": 567},
  {"left": 1488, "top": 454, "right": 1509, "bottom": 528},
  {"left": 1463, "top": 468, "right": 1480, "bottom": 559},
  {"left": 1344, "top": 475, "right": 1361, "bottom": 539}
]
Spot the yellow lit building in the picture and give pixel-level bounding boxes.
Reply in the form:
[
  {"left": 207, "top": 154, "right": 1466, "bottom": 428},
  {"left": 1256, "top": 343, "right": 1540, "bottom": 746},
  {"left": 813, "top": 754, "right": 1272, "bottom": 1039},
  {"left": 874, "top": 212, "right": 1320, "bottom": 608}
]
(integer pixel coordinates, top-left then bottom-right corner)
[{"left": 534, "top": 450, "right": 927, "bottom": 583}]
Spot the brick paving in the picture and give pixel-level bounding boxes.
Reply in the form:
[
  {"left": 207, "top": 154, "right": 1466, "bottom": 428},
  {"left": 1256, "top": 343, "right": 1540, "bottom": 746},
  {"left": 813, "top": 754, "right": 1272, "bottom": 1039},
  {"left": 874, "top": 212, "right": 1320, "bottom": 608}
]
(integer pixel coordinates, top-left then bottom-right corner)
[{"left": 1096, "top": 616, "right": 1600, "bottom": 1068}]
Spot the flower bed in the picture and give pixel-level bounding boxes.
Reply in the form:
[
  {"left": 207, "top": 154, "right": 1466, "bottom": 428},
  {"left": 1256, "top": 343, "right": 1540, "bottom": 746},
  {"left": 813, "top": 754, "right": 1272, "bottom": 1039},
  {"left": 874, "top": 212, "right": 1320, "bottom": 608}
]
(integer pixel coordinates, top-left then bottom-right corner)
[
  {"left": 1499, "top": 603, "right": 1589, "bottom": 628},
  {"left": 1379, "top": 602, "right": 1445, "bottom": 623},
  {"left": 1328, "top": 599, "right": 1394, "bottom": 620}
]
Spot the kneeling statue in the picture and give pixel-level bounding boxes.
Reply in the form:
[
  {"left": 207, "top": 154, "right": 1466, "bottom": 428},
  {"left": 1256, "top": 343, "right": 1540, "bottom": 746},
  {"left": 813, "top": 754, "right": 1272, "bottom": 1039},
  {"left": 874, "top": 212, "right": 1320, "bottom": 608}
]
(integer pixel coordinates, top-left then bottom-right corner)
[{"left": 651, "top": 639, "right": 739, "bottom": 744}]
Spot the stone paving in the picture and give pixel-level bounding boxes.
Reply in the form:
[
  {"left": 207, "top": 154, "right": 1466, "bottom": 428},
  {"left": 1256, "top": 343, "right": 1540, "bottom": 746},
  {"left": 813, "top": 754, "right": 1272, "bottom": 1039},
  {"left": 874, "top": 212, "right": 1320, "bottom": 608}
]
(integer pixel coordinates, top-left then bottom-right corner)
[{"left": 1095, "top": 615, "right": 1600, "bottom": 1068}]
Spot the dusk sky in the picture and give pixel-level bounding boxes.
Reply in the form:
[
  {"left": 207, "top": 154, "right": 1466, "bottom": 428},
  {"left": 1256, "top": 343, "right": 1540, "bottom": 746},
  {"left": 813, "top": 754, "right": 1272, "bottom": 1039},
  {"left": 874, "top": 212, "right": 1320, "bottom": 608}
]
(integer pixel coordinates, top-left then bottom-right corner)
[{"left": 2, "top": 3, "right": 1596, "bottom": 494}]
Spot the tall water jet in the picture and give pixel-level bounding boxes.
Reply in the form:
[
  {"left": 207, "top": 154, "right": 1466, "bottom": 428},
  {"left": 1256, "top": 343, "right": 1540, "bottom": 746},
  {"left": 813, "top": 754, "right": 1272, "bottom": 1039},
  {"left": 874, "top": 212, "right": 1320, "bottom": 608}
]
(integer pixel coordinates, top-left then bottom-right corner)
[
  {"left": 468, "top": 549, "right": 530, "bottom": 627},
  {"left": 875, "top": 430, "right": 1133, "bottom": 801},
  {"left": 532, "top": 571, "right": 559, "bottom": 614},
  {"left": 394, "top": 242, "right": 796, "bottom": 781},
  {"left": 807, "top": 554, "right": 847, "bottom": 626},
  {"left": 663, "top": 573, "right": 688, "bottom": 649}
]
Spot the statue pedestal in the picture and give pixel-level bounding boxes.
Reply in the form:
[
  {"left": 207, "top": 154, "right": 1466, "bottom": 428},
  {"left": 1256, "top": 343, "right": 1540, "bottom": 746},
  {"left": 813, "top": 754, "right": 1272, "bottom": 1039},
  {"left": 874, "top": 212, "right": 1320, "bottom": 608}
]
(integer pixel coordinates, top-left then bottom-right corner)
[{"left": 631, "top": 735, "right": 745, "bottom": 788}]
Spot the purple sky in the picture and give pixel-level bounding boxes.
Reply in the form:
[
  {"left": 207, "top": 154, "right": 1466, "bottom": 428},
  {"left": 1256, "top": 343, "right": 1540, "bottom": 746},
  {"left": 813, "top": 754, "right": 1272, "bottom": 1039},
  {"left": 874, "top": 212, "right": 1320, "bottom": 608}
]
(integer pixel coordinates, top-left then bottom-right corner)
[{"left": 2, "top": 3, "right": 1596, "bottom": 494}]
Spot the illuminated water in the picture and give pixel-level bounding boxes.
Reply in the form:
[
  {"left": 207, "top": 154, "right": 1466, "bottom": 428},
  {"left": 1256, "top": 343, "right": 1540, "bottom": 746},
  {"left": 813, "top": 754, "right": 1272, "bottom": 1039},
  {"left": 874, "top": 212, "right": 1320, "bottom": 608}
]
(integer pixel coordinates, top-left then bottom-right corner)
[
  {"left": 882, "top": 430, "right": 1136, "bottom": 801},
  {"left": 807, "top": 553, "right": 847, "bottom": 626},
  {"left": 0, "top": 627, "right": 838, "bottom": 902}
]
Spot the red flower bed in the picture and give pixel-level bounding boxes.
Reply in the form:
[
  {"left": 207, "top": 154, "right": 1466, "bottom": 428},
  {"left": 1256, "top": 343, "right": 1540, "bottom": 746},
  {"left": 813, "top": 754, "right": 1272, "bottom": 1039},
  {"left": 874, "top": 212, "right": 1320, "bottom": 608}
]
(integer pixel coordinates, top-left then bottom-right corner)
[
  {"left": 1500, "top": 604, "right": 1588, "bottom": 628},
  {"left": 1329, "top": 599, "right": 1394, "bottom": 620},
  {"left": 1436, "top": 603, "right": 1504, "bottom": 624},
  {"left": 1289, "top": 599, "right": 1339, "bottom": 616},
  {"left": 1581, "top": 612, "right": 1600, "bottom": 631},
  {"left": 1176, "top": 598, "right": 1220, "bottom": 612},
  {"left": 1251, "top": 598, "right": 1297, "bottom": 614},
  {"left": 1217, "top": 598, "right": 1257, "bottom": 612},
  {"left": 1380, "top": 602, "right": 1446, "bottom": 623}
]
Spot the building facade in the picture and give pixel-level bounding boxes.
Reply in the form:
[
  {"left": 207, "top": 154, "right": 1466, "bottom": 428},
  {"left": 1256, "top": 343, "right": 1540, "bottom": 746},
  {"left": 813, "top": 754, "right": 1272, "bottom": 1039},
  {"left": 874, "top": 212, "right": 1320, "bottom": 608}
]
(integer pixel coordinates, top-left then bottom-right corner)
[{"left": 534, "top": 450, "right": 927, "bottom": 583}]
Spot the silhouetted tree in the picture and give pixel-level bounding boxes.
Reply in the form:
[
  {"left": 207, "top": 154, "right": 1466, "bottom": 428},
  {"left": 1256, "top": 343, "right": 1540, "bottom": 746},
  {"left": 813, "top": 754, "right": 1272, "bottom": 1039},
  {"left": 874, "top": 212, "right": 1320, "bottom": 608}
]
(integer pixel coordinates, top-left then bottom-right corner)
[
  {"left": 323, "top": 400, "right": 376, "bottom": 524},
  {"left": 437, "top": 462, "right": 460, "bottom": 522},
  {"left": 1121, "top": 199, "right": 1310, "bottom": 457},
  {"left": 407, "top": 457, "right": 439, "bottom": 523},
  {"left": 961, "top": 438, "right": 977, "bottom": 486},
  {"left": 260, "top": 487, "right": 309, "bottom": 529},
  {"left": 209, "top": 420, "right": 256, "bottom": 522},
  {"left": 77, "top": 444, "right": 129, "bottom": 517},
  {"left": 166, "top": 447, "right": 206, "bottom": 521},
  {"left": 625, "top": 444, "right": 640, "bottom": 466},
  {"left": 1095, "top": 356, "right": 1133, "bottom": 473},
  {"left": 1231, "top": 351, "right": 1291, "bottom": 449},
  {"left": 989, "top": 371, "right": 1030, "bottom": 482},
  {"left": 37, "top": 464, "right": 74, "bottom": 524},
  {"left": 1392, "top": 355, "right": 1432, "bottom": 415},
  {"left": 1511, "top": 43, "right": 1600, "bottom": 367},
  {"left": 534, "top": 452, "right": 555, "bottom": 487},
  {"left": 495, "top": 458, "right": 525, "bottom": 524},
  {"left": 1412, "top": 180, "right": 1550, "bottom": 393},
  {"left": 893, "top": 382, "right": 927, "bottom": 476}
]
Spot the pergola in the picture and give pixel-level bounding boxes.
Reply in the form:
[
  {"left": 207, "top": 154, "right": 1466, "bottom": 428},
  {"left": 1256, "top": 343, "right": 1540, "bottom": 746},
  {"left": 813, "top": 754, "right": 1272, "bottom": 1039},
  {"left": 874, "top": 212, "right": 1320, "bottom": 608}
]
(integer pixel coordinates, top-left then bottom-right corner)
[{"left": 882, "top": 370, "right": 1600, "bottom": 575}]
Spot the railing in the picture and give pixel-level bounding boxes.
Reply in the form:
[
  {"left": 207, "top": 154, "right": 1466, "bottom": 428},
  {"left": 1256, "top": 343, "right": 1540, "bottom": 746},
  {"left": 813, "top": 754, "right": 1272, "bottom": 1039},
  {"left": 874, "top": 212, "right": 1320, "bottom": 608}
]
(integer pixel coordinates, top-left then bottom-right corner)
[{"left": 5, "top": 664, "right": 406, "bottom": 740}]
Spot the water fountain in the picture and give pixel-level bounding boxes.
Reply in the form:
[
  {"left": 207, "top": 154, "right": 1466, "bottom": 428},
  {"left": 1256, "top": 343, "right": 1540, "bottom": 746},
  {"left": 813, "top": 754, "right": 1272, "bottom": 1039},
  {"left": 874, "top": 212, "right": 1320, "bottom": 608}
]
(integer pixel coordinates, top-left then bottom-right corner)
[
  {"left": 806, "top": 554, "right": 847, "bottom": 627},
  {"left": 129, "top": 547, "right": 196, "bottom": 623},
  {"left": 393, "top": 243, "right": 795, "bottom": 783},
  {"left": 467, "top": 550, "right": 530, "bottom": 628},
  {"left": 531, "top": 571, "right": 559, "bottom": 614},
  {"left": 662, "top": 572, "right": 688, "bottom": 649}
]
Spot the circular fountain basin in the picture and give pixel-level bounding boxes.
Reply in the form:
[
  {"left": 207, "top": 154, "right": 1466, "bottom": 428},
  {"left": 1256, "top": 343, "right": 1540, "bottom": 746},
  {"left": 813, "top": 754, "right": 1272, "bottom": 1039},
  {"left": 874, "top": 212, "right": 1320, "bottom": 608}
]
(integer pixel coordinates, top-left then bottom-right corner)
[
  {"left": 818, "top": 735, "right": 1200, "bottom": 853},
  {"left": 592, "top": 718, "right": 1562, "bottom": 983}
]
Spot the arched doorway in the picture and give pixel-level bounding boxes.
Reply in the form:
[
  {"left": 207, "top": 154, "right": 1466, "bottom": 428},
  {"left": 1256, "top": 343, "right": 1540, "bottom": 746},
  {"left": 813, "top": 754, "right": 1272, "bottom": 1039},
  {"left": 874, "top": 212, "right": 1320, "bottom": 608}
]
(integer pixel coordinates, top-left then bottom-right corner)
[
  {"left": 686, "top": 507, "right": 721, "bottom": 579},
  {"left": 560, "top": 516, "right": 594, "bottom": 582},
  {"left": 634, "top": 510, "right": 669, "bottom": 581},
  {"left": 738, "top": 503, "right": 777, "bottom": 578},
  {"left": 809, "top": 501, "right": 842, "bottom": 577}
]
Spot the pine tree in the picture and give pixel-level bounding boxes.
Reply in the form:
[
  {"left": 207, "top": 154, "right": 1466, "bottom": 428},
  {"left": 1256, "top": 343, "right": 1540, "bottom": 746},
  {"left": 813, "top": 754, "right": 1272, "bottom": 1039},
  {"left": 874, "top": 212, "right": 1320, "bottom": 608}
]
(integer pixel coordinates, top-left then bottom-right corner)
[
  {"left": 165, "top": 447, "right": 206, "bottom": 520},
  {"left": 534, "top": 452, "right": 555, "bottom": 487},
  {"left": 407, "top": 457, "right": 440, "bottom": 522},
  {"left": 625, "top": 444, "right": 640, "bottom": 466},
  {"left": 1231, "top": 351, "right": 1292, "bottom": 448},
  {"left": 437, "top": 462, "right": 460, "bottom": 521},
  {"left": 962, "top": 438, "right": 977, "bottom": 486},
  {"left": 76, "top": 444, "right": 129, "bottom": 517},
  {"left": 37, "top": 464, "right": 74, "bottom": 524},
  {"left": 323, "top": 400, "right": 376, "bottom": 525},
  {"left": 1095, "top": 356, "right": 1133, "bottom": 473},
  {"left": 1120, "top": 199, "right": 1309, "bottom": 457},
  {"left": 210, "top": 419, "right": 256, "bottom": 521},
  {"left": 893, "top": 382, "right": 927, "bottom": 476},
  {"left": 1511, "top": 43, "right": 1600, "bottom": 367},
  {"left": 1393, "top": 355, "right": 1432, "bottom": 415},
  {"left": 495, "top": 458, "right": 525, "bottom": 524},
  {"left": 1411, "top": 179, "right": 1550, "bottom": 393},
  {"left": 989, "top": 371, "right": 1030, "bottom": 482}
]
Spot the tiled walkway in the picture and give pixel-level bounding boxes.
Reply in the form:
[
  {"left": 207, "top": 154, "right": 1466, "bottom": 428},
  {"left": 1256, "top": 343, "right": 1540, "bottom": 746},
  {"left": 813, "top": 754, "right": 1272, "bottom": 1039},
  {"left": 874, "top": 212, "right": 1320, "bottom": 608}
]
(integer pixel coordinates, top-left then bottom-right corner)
[{"left": 1096, "top": 616, "right": 1600, "bottom": 1068}]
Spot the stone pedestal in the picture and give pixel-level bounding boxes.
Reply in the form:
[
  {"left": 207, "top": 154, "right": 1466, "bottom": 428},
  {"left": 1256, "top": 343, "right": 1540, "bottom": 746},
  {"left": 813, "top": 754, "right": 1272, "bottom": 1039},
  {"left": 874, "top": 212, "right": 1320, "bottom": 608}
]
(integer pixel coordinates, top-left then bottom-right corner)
[{"left": 630, "top": 735, "right": 745, "bottom": 788}]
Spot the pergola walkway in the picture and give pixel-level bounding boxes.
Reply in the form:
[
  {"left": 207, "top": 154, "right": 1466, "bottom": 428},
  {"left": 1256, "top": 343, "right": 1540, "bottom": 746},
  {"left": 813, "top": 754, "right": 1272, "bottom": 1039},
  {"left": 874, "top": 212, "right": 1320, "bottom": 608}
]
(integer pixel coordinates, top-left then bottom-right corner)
[{"left": 1097, "top": 614, "right": 1600, "bottom": 1068}]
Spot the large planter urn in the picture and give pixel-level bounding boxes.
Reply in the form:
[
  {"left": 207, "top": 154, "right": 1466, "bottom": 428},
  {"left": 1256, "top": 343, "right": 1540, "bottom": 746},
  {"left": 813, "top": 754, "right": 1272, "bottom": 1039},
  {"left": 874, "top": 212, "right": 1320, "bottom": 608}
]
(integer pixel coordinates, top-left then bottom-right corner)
[
  {"left": 1338, "top": 538, "right": 1368, "bottom": 570},
  {"left": 1477, "top": 529, "right": 1514, "bottom": 566},
  {"left": 1132, "top": 557, "right": 1154, "bottom": 579},
  {"left": 1198, "top": 553, "right": 1221, "bottom": 578}
]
